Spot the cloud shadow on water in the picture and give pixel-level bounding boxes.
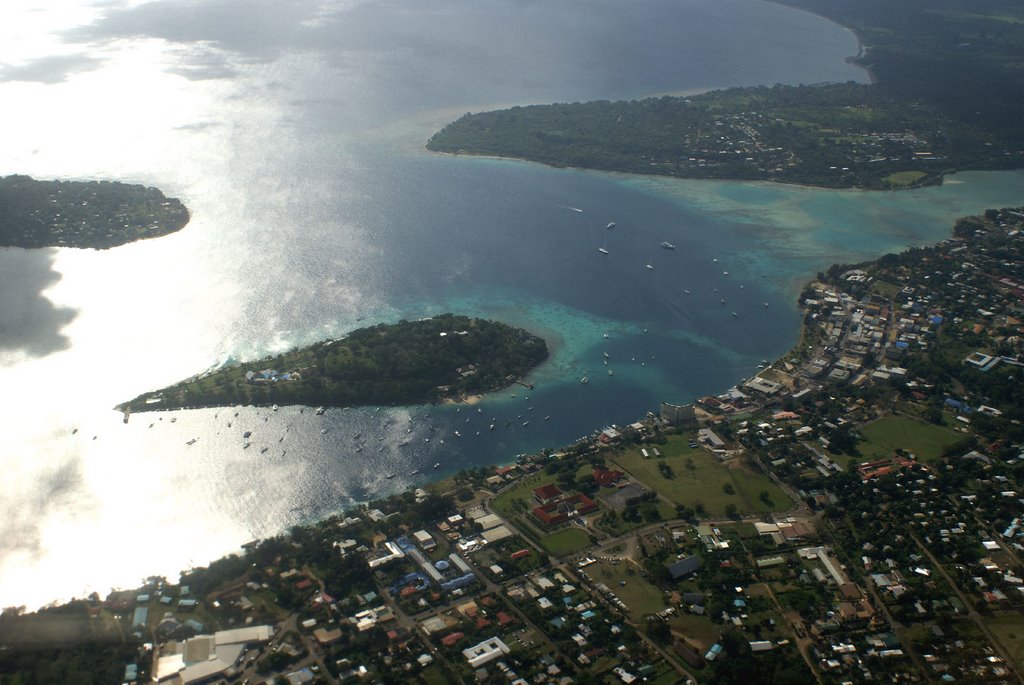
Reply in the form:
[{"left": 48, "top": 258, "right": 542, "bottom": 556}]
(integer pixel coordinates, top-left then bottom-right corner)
[
  {"left": 0, "top": 249, "right": 77, "bottom": 360},
  {"left": 0, "top": 454, "right": 84, "bottom": 570},
  {"left": 0, "top": 53, "right": 104, "bottom": 84}
]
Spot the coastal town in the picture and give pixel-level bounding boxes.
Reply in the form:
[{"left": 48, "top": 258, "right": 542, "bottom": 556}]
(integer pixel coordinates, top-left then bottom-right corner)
[{"left": 4, "top": 207, "right": 1024, "bottom": 685}]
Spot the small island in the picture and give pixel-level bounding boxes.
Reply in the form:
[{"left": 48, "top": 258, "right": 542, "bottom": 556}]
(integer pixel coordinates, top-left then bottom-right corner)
[
  {"left": 120, "top": 314, "right": 548, "bottom": 412},
  {"left": 0, "top": 175, "right": 190, "bottom": 249}
]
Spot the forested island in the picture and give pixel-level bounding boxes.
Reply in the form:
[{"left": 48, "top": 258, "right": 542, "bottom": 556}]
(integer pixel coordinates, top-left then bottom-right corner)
[
  {"left": 0, "top": 175, "right": 190, "bottom": 249},
  {"left": 428, "top": 0, "right": 1024, "bottom": 189},
  {"left": 120, "top": 314, "right": 548, "bottom": 412}
]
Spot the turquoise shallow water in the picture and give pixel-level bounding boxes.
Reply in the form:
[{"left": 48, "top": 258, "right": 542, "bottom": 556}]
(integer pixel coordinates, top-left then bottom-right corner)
[{"left": 625, "top": 169, "right": 1024, "bottom": 291}]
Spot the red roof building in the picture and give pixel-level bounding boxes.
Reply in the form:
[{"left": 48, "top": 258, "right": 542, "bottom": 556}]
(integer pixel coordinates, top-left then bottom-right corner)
[
  {"left": 510, "top": 549, "right": 532, "bottom": 560},
  {"left": 440, "top": 632, "right": 465, "bottom": 647},
  {"left": 532, "top": 493, "right": 598, "bottom": 527},
  {"left": 592, "top": 467, "right": 624, "bottom": 487},
  {"left": 533, "top": 483, "right": 565, "bottom": 505}
]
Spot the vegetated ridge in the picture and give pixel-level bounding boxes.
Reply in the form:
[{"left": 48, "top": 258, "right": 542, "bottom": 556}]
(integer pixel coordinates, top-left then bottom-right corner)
[
  {"left": 428, "top": 0, "right": 1024, "bottom": 190},
  {"left": 120, "top": 314, "right": 548, "bottom": 412},
  {"left": 0, "top": 175, "right": 190, "bottom": 249}
]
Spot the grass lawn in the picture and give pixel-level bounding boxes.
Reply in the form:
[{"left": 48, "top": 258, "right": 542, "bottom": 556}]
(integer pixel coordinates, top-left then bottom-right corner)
[
  {"left": 609, "top": 436, "right": 790, "bottom": 517},
  {"left": 539, "top": 527, "right": 591, "bottom": 556},
  {"left": 597, "top": 500, "right": 676, "bottom": 536},
  {"left": 883, "top": 170, "right": 928, "bottom": 186},
  {"left": 420, "top": 666, "right": 448, "bottom": 685},
  {"left": 649, "top": 664, "right": 681, "bottom": 685},
  {"left": 669, "top": 613, "right": 720, "bottom": 649},
  {"left": 492, "top": 473, "right": 558, "bottom": 517},
  {"left": 985, "top": 614, "right": 1024, "bottom": 671},
  {"left": 858, "top": 414, "right": 964, "bottom": 464},
  {"left": 872, "top": 280, "right": 902, "bottom": 298},
  {"left": 587, "top": 560, "right": 667, "bottom": 620}
]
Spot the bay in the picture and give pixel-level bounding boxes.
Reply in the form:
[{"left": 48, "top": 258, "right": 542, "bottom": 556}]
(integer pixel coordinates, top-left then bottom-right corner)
[{"left": 1, "top": 0, "right": 1022, "bottom": 610}]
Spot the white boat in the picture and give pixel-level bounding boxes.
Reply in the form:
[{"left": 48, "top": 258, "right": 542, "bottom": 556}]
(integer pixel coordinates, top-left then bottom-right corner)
[
  {"left": 580, "top": 375, "right": 589, "bottom": 384},
  {"left": 660, "top": 242, "right": 675, "bottom": 249},
  {"left": 763, "top": 302, "right": 769, "bottom": 307},
  {"left": 645, "top": 264, "right": 654, "bottom": 270},
  {"left": 731, "top": 312, "right": 739, "bottom": 317},
  {"left": 598, "top": 247, "right": 609, "bottom": 255},
  {"left": 321, "top": 428, "right": 328, "bottom": 435},
  {"left": 684, "top": 289, "right": 692, "bottom": 294},
  {"left": 315, "top": 407, "right": 325, "bottom": 415},
  {"left": 385, "top": 473, "right": 395, "bottom": 479},
  {"left": 433, "top": 462, "right": 441, "bottom": 469},
  {"left": 606, "top": 221, "right": 616, "bottom": 229},
  {"left": 607, "top": 369, "right": 614, "bottom": 376},
  {"left": 410, "top": 469, "right": 420, "bottom": 475},
  {"left": 489, "top": 424, "right": 495, "bottom": 430}
]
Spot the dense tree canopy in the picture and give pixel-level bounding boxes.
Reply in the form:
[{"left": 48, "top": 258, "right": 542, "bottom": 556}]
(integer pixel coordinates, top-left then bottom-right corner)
[
  {"left": 0, "top": 175, "right": 189, "bottom": 249},
  {"left": 123, "top": 314, "right": 548, "bottom": 411}
]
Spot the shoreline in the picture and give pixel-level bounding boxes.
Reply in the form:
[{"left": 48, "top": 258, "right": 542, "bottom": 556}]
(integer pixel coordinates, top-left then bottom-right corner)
[
  {"left": 424, "top": 145, "right": 948, "bottom": 192},
  {"left": 765, "top": 0, "right": 877, "bottom": 84}
]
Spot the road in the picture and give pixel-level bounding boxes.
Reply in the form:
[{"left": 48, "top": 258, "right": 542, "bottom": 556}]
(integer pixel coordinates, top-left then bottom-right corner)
[{"left": 912, "top": 534, "right": 1024, "bottom": 684}]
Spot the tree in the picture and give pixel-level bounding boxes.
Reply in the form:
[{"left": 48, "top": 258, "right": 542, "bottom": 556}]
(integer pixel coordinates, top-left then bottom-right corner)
[{"left": 645, "top": 620, "right": 671, "bottom": 644}]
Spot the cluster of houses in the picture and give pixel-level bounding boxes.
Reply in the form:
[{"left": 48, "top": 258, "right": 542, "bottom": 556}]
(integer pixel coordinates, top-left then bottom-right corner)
[{"left": 244, "top": 368, "right": 302, "bottom": 384}]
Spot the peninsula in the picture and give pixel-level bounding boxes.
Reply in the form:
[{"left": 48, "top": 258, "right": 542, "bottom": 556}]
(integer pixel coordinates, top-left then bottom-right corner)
[
  {"left": 120, "top": 314, "right": 548, "bottom": 412},
  {"left": 427, "top": 0, "right": 1024, "bottom": 189},
  {"left": 0, "top": 175, "right": 190, "bottom": 249}
]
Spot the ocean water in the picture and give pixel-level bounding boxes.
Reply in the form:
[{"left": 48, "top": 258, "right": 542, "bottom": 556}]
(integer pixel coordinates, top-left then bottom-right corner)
[{"left": 2, "top": 0, "right": 1024, "bottom": 609}]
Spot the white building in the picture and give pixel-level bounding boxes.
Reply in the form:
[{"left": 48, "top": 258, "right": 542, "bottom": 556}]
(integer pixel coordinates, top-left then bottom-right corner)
[{"left": 462, "top": 637, "right": 511, "bottom": 668}]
